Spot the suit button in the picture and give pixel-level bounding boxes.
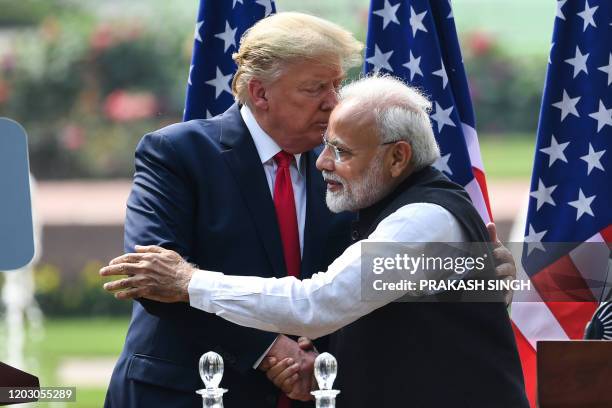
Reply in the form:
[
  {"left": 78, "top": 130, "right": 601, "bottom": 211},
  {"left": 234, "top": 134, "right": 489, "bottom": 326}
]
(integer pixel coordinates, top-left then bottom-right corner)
[{"left": 351, "top": 230, "right": 360, "bottom": 240}]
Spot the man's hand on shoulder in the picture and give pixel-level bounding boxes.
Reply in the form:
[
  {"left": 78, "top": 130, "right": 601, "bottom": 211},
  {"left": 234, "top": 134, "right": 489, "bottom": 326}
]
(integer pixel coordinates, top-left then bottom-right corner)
[
  {"left": 100, "top": 245, "right": 193, "bottom": 303},
  {"left": 258, "top": 335, "right": 317, "bottom": 401},
  {"left": 487, "top": 223, "right": 517, "bottom": 306}
]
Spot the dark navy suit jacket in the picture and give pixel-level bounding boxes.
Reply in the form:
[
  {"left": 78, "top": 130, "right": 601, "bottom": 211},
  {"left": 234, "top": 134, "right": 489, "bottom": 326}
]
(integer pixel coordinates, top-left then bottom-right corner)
[{"left": 105, "top": 105, "right": 352, "bottom": 408}]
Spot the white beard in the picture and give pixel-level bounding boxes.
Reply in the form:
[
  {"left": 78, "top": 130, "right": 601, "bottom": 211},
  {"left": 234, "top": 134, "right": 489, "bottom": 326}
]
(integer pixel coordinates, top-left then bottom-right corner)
[{"left": 323, "top": 153, "right": 390, "bottom": 213}]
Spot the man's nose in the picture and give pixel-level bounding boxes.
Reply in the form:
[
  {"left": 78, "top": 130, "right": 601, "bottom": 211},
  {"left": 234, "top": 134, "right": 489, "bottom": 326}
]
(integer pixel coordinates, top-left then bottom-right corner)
[
  {"left": 320, "top": 88, "right": 339, "bottom": 111},
  {"left": 316, "top": 146, "right": 335, "bottom": 171}
]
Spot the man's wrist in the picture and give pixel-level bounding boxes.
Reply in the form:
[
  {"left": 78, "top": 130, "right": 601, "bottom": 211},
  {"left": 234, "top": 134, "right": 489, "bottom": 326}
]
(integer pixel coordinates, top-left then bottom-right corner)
[{"left": 175, "top": 261, "right": 195, "bottom": 302}]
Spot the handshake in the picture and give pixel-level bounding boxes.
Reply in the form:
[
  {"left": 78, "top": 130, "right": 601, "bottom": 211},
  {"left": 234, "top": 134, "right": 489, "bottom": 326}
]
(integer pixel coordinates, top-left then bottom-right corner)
[{"left": 258, "top": 335, "right": 319, "bottom": 402}]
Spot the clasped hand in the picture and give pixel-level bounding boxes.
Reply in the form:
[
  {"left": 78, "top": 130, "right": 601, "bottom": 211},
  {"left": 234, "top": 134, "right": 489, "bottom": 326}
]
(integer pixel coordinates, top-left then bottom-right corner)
[{"left": 258, "top": 335, "right": 317, "bottom": 401}]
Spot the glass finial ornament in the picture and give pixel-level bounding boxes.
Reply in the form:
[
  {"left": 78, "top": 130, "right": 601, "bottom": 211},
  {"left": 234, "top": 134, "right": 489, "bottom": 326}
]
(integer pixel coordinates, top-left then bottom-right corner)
[
  {"left": 311, "top": 353, "right": 340, "bottom": 408},
  {"left": 196, "top": 352, "right": 228, "bottom": 408}
]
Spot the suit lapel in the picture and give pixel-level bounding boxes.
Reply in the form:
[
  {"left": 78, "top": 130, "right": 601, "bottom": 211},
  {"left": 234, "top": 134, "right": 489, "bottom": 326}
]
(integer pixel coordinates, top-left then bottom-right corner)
[
  {"left": 219, "top": 105, "right": 287, "bottom": 279},
  {"left": 301, "top": 149, "right": 332, "bottom": 278}
]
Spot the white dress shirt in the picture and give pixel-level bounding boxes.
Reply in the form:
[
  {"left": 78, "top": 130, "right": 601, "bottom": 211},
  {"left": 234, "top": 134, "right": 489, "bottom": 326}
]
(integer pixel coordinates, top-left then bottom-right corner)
[
  {"left": 189, "top": 202, "right": 468, "bottom": 340},
  {"left": 240, "top": 105, "right": 306, "bottom": 254},
  {"left": 240, "top": 105, "right": 307, "bottom": 367}
]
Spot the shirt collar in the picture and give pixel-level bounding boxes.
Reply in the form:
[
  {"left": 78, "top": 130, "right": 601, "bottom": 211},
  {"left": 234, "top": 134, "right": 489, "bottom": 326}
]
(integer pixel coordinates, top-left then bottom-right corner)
[{"left": 240, "top": 105, "right": 303, "bottom": 174}]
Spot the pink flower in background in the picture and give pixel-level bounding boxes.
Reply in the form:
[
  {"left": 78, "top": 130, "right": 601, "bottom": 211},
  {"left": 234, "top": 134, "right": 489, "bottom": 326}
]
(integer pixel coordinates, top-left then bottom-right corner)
[
  {"left": 467, "top": 31, "right": 495, "bottom": 57},
  {"left": 61, "top": 125, "right": 86, "bottom": 151},
  {"left": 104, "top": 90, "right": 158, "bottom": 122},
  {"left": 90, "top": 22, "right": 143, "bottom": 52},
  {"left": 90, "top": 24, "right": 115, "bottom": 51},
  {"left": 1, "top": 53, "right": 16, "bottom": 74}
]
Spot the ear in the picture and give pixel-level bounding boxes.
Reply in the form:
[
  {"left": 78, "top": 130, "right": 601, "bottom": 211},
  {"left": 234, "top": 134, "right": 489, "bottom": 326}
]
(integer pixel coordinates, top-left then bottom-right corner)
[
  {"left": 248, "top": 79, "right": 269, "bottom": 110},
  {"left": 389, "top": 141, "right": 412, "bottom": 178}
]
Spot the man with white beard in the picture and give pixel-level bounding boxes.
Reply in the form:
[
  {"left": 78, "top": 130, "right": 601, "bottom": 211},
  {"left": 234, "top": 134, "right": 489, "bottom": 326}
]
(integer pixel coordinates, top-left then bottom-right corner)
[{"left": 101, "top": 75, "right": 528, "bottom": 408}]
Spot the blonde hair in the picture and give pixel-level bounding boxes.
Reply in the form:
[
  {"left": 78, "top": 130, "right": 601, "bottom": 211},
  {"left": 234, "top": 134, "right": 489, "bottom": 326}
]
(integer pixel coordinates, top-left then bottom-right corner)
[
  {"left": 339, "top": 75, "right": 441, "bottom": 171},
  {"left": 232, "top": 12, "right": 363, "bottom": 104}
]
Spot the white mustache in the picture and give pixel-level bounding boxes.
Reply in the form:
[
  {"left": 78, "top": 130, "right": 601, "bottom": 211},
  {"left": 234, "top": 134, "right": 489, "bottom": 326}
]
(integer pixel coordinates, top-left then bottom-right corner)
[{"left": 322, "top": 171, "right": 345, "bottom": 185}]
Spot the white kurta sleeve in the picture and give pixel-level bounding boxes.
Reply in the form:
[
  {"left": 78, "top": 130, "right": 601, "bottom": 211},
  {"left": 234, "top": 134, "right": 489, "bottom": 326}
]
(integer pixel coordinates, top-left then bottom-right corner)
[{"left": 188, "top": 202, "right": 467, "bottom": 339}]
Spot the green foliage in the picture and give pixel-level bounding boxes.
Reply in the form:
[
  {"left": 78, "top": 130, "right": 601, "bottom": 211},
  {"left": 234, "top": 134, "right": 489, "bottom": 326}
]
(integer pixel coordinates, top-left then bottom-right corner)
[
  {"left": 0, "top": 0, "right": 81, "bottom": 27},
  {"left": 461, "top": 33, "right": 547, "bottom": 133},
  {"left": 0, "top": 9, "right": 189, "bottom": 179},
  {"left": 34, "top": 261, "right": 132, "bottom": 316}
]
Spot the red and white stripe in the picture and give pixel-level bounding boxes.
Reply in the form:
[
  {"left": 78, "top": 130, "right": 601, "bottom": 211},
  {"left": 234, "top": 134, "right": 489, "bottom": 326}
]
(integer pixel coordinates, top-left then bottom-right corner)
[{"left": 461, "top": 123, "right": 492, "bottom": 224}]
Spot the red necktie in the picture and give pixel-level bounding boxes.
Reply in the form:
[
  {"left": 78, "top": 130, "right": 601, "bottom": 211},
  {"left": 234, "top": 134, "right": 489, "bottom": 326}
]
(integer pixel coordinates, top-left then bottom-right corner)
[
  {"left": 273, "top": 151, "right": 301, "bottom": 408},
  {"left": 273, "top": 151, "right": 301, "bottom": 278}
]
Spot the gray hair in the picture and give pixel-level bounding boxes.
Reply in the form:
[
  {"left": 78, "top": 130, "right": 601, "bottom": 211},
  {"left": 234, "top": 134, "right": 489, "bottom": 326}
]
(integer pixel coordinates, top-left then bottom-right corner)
[
  {"left": 339, "top": 75, "right": 440, "bottom": 171},
  {"left": 232, "top": 12, "right": 363, "bottom": 105}
]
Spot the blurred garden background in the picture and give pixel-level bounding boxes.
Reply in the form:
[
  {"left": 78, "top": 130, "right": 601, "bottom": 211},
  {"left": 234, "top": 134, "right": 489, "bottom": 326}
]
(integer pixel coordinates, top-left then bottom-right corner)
[{"left": 0, "top": 0, "right": 554, "bottom": 406}]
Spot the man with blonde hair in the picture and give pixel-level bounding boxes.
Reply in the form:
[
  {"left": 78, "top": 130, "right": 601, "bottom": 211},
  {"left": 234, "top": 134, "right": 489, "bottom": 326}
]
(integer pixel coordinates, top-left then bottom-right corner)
[
  {"left": 103, "top": 75, "right": 527, "bottom": 407},
  {"left": 104, "top": 12, "right": 363, "bottom": 408}
]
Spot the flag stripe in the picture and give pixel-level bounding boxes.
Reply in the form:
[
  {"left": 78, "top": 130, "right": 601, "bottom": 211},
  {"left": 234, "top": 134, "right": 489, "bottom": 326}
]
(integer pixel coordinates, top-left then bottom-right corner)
[
  {"left": 601, "top": 224, "right": 612, "bottom": 242},
  {"left": 511, "top": 302, "right": 568, "bottom": 349},
  {"left": 531, "top": 255, "right": 596, "bottom": 303},
  {"left": 512, "top": 323, "right": 537, "bottom": 408},
  {"left": 464, "top": 175, "right": 491, "bottom": 224},
  {"left": 471, "top": 167, "right": 493, "bottom": 221},
  {"left": 543, "top": 301, "right": 597, "bottom": 340},
  {"left": 462, "top": 123, "right": 484, "bottom": 171}
]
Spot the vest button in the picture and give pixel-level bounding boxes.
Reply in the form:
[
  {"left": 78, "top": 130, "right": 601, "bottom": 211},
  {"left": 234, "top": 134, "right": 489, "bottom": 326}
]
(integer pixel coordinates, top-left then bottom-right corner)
[{"left": 351, "top": 230, "right": 360, "bottom": 240}]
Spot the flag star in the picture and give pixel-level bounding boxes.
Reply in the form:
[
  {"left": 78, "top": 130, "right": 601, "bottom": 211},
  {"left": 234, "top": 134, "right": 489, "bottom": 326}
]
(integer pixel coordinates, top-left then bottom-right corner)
[
  {"left": 597, "top": 53, "right": 612, "bottom": 86},
  {"left": 556, "top": 0, "right": 567, "bottom": 20},
  {"left": 366, "top": 44, "right": 394, "bottom": 72},
  {"left": 409, "top": 6, "right": 428, "bottom": 36},
  {"left": 580, "top": 143, "right": 605, "bottom": 175},
  {"left": 232, "top": 0, "right": 243, "bottom": 8},
  {"left": 540, "top": 135, "right": 569, "bottom": 167},
  {"left": 206, "top": 110, "right": 213, "bottom": 119},
  {"left": 524, "top": 224, "right": 547, "bottom": 256},
  {"left": 188, "top": 65, "right": 194, "bottom": 86},
  {"left": 214, "top": 21, "right": 237, "bottom": 53},
  {"left": 564, "top": 46, "right": 589, "bottom": 78},
  {"left": 551, "top": 89, "right": 580, "bottom": 121},
  {"left": 568, "top": 189, "right": 596, "bottom": 220},
  {"left": 433, "top": 153, "right": 453, "bottom": 175},
  {"left": 255, "top": 0, "right": 274, "bottom": 16},
  {"left": 530, "top": 178, "right": 557, "bottom": 210},
  {"left": 577, "top": 0, "right": 598, "bottom": 31},
  {"left": 403, "top": 51, "right": 423, "bottom": 81},
  {"left": 205, "top": 67, "right": 233, "bottom": 99},
  {"left": 194, "top": 21, "right": 204, "bottom": 43},
  {"left": 373, "top": 0, "right": 400, "bottom": 29},
  {"left": 432, "top": 60, "right": 449, "bottom": 89},
  {"left": 447, "top": 0, "right": 454, "bottom": 19},
  {"left": 588, "top": 100, "right": 612, "bottom": 132},
  {"left": 431, "top": 102, "right": 456, "bottom": 132}
]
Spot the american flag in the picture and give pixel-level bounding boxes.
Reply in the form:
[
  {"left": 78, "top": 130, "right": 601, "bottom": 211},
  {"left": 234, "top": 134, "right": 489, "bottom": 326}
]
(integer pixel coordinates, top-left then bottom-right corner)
[
  {"left": 512, "top": 0, "right": 612, "bottom": 405},
  {"left": 363, "top": 0, "right": 492, "bottom": 224},
  {"left": 183, "top": 0, "right": 276, "bottom": 121}
]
